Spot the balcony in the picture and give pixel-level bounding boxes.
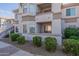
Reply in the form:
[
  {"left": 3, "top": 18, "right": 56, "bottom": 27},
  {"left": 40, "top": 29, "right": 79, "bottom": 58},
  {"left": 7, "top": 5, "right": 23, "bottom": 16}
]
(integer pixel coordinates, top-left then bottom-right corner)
[
  {"left": 35, "top": 12, "right": 53, "bottom": 22},
  {"left": 21, "top": 12, "right": 34, "bottom": 16}
]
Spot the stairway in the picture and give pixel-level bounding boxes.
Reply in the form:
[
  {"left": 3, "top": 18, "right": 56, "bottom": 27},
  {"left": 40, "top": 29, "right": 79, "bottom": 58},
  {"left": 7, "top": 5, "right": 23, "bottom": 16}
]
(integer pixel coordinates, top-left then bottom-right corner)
[{"left": 0, "top": 26, "right": 14, "bottom": 39}]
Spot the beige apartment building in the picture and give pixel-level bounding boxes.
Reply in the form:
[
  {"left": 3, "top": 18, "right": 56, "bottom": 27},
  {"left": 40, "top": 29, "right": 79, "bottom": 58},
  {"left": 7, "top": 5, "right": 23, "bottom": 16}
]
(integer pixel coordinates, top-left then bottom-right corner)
[{"left": 13, "top": 3, "right": 79, "bottom": 46}]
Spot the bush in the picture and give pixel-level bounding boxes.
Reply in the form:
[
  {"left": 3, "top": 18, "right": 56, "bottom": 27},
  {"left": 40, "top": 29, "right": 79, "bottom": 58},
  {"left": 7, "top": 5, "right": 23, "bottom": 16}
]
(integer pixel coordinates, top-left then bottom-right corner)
[
  {"left": 17, "top": 36, "right": 26, "bottom": 44},
  {"left": 10, "top": 33, "right": 20, "bottom": 41},
  {"left": 69, "top": 36, "right": 79, "bottom": 40},
  {"left": 76, "top": 29, "right": 79, "bottom": 37},
  {"left": 10, "top": 31, "right": 14, "bottom": 34},
  {"left": 33, "top": 36, "right": 42, "bottom": 47},
  {"left": 44, "top": 37, "right": 56, "bottom": 52},
  {"left": 64, "top": 27, "right": 78, "bottom": 38},
  {"left": 63, "top": 39, "right": 79, "bottom": 55}
]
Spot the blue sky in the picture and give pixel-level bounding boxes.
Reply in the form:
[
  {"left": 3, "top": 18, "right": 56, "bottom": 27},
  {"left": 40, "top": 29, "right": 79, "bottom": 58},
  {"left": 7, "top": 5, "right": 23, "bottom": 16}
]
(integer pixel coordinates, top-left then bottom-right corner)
[{"left": 0, "top": 3, "right": 18, "bottom": 17}]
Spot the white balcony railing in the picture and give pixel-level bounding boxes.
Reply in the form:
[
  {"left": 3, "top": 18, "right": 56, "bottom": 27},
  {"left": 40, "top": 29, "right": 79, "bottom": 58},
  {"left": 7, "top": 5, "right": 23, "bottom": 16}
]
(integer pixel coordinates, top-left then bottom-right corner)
[{"left": 35, "top": 12, "right": 53, "bottom": 22}]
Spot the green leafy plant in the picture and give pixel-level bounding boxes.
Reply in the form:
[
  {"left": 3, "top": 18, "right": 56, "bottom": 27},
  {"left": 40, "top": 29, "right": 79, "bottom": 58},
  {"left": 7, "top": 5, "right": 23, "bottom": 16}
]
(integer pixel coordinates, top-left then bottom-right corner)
[
  {"left": 63, "top": 39, "right": 79, "bottom": 55},
  {"left": 10, "top": 31, "right": 14, "bottom": 34},
  {"left": 10, "top": 33, "right": 20, "bottom": 41},
  {"left": 17, "top": 36, "right": 26, "bottom": 44},
  {"left": 44, "top": 37, "right": 56, "bottom": 52},
  {"left": 33, "top": 36, "right": 42, "bottom": 47},
  {"left": 64, "top": 27, "right": 78, "bottom": 38},
  {"left": 69, "top": 36, "right": 79, "bottom": 40}
]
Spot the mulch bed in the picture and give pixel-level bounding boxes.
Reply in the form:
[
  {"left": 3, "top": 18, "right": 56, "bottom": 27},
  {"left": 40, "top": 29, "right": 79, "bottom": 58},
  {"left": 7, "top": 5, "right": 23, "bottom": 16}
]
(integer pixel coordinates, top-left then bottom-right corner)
[{"left": 0, "top": 38, "right": 67, "bottom": 56}]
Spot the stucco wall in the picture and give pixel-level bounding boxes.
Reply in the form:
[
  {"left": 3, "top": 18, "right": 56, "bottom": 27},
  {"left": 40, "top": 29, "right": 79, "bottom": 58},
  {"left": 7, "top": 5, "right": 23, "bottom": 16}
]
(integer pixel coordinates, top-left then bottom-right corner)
[
  {"left": 76, "top": 18, "right": 79, "bottom": 27},
  {"left": 52, "top": 3, "right": 61, "bottom": 13},
  {"left": 62, "top": 6, "right": 79, "bottom": 18},
  {"left": 52, "top": 19, "right": 62, "bottom": 36},
  {"left": 61, "top": 5, "right": 79, "bottom": 31},
  {"left": 61, "top": 18, "right": 79, "bottom": 33},
  {"left": 19, "top": 21, "right": 36, "bottom": 34},
  {"left": 22, "top": 4, "right": 37, "bottom": 16}
]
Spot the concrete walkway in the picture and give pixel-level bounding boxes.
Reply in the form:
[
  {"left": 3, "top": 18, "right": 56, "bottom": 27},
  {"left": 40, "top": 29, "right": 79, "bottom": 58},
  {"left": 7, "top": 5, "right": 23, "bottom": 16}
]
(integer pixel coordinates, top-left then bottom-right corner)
[{"left": 0, "top": 41, "right": 34, "bottom": 56}]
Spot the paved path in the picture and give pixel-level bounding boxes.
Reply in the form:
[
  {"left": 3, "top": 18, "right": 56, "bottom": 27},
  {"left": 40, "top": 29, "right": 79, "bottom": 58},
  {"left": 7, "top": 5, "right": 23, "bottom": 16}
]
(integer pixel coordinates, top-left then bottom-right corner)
[{"left": 0, "top": 41, "right": 34, "bottom": 56}]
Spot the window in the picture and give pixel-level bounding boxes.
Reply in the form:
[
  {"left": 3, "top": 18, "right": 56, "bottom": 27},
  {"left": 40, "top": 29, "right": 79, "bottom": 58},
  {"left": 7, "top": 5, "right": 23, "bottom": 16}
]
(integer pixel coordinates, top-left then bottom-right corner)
[
  {"left": 23, "top": 8, "right": 27, "bottom": 13},
  {"left": 66, "top": 8, "right": 75, "bottom": 16},
  {"left": 23, "top": 24, "right": 27, "bottom": 33},
  {"left": 29, "top": 27, "right": 35, "bottom": 33},
  {"left": 44, "top": 25, "right": 51, "bottom": 33}
]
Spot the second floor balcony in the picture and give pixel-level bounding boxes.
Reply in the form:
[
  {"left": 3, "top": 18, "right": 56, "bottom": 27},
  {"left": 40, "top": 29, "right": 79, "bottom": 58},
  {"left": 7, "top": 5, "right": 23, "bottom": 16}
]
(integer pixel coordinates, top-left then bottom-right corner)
[
  {"left": 35, "top": 3, "right": 53, "bottom": 22},
  {"left": 35, "top": 12, "right": 53, "bottom": 22}
]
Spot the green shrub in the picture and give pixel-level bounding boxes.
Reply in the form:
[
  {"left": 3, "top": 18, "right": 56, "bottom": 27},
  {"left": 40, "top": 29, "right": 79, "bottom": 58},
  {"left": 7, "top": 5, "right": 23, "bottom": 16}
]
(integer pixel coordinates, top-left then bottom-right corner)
[
  {"left": 10, "top": 31, "right": 14, "bottom": 34},
  {"left": 33, "top": 36, "right": 42, "bottom": 47},
  {"left": 64, "top": 27, "right": 78, "bottom": 38},
  {"left": 9, "top": 31, "right": 14, "bottom": 37},
  {"left": 17, "top": 36, "right": 26, "bottom": 44},
  {"left": 76, "top": 29, "right": 79, "bottom": 37},
  {"left": 44, "top": 37, "right": 56, "bottom": 52},
  {"left": 63, "top": 39, "right": 79, "bottom": 55},
  {"left": 10, "top": 33, "right": 20, "bottom": 41},
  {"left": 69, "top": 36, "right": 79, "bottom": 40}
]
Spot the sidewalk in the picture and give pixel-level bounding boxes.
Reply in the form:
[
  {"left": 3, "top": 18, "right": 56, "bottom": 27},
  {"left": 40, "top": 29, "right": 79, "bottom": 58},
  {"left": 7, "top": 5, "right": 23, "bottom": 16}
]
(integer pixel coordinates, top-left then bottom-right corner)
[{"left": 0, "top": 41, "right": 34, "bottom": 56}]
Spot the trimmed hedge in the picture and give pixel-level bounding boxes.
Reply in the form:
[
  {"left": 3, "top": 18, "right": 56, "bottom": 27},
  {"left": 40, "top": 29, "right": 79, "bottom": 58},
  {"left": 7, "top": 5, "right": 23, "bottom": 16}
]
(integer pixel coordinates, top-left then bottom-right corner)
[
  {"left": 33, "top": 36, "right": 42, "bottom": 47},
  {"left": 63, "top": 39, "right": 79, "bottom": 55},
  {"left": 44, "top": 37, "right": 57, "bottom": 52},
  {"left": 64, "top": 27, "right": 78, "bottom": 38},
  {"left": 10, "top": 33, "right": 20, "bottom": 41},
  {"left": 17, "top": 36, "right": 26, "bottom": 44}
]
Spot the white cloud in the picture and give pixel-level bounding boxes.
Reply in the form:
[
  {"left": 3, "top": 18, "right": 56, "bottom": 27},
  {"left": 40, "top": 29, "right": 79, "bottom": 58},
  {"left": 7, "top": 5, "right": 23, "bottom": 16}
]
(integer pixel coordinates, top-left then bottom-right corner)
[{"left": 0, "top": 9, "right": 14, "bottom": 18}]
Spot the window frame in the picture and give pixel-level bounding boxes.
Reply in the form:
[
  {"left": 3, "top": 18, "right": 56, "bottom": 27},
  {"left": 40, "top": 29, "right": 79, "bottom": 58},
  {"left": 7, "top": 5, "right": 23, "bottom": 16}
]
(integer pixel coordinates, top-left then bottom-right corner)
[
  {"left": 29, "top": 27, "right": 35, "bottom": 33},
  {"left": 23, "top": 24, "right": 27, "bottom": 33},
  {"left": 66, "top": 8, "right": 76, "bottom": 16}
]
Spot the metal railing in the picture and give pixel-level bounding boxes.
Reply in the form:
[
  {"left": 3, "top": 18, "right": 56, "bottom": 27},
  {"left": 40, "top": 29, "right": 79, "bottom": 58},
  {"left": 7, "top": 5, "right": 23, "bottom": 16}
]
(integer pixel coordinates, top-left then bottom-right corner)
[{"left": 0, "top": 26, "right": 14, "bottom": 38}]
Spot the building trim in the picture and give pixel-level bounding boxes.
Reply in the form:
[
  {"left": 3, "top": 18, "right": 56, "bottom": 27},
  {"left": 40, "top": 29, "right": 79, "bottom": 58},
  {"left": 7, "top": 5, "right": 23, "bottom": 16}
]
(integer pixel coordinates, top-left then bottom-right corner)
[{"left": 62, "top": 3, "right": 79, "bottom": 9}]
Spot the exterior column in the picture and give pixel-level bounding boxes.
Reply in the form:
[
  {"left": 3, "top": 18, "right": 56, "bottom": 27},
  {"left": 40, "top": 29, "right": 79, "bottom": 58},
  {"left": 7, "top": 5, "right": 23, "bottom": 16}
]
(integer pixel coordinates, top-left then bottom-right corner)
[
  {"left": 51, "top": 3, "right": 62, "bottom": 46},
  {"left": 18, "top": 14, "right": 23, "bottom": 34},
  {"left": 35, "top": 22, "right": 39, "bottom": 33}
]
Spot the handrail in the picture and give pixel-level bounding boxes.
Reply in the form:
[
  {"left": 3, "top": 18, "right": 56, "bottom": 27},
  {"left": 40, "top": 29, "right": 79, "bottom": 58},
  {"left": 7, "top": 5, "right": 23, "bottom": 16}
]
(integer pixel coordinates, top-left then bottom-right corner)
[{"left": 0, "top": 26, "right": 14, "bottom": 36}]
